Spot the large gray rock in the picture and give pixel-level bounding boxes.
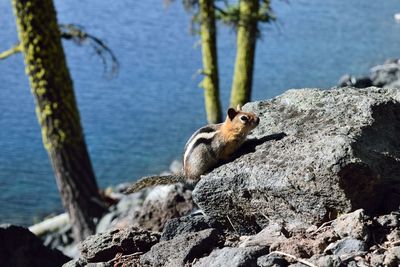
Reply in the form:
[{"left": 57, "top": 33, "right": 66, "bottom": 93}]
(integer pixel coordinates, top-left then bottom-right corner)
[
  {"left": 193, "top": 87, "right": 400, "bottom": 234},
  {"left": 0, "top": 224, "right": 70, "bottom": 267}
]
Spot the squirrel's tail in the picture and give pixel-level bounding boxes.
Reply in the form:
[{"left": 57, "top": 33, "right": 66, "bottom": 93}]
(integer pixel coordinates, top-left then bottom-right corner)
[{"left": 124, "top": 174, "right": 186, "bottom": 194}]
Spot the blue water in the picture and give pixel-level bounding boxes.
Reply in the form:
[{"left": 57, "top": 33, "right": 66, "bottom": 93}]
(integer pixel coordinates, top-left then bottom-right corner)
[{"left": 1, "top": 0, "right": 400, "bottom": 226}]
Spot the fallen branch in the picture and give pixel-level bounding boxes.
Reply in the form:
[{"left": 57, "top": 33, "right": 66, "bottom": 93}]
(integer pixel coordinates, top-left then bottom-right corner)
[
  {"left": 339, "top": 251, "right": 366, "bottom": 262},
  {"left": 28, "top": 212, "right": 69, "bottom": 236},
  {"left": 0, "top": 44, "right": 22, "bottom": 60},
  {"left": 107, "top": 251, "right": 143, "bottom": 265},
  {"left": 226, "top": 215, "right": 238, "bottom": 234},
  {"left": 389, "top": 240, "right": 400, "bottom": 246},
  {"left": 268, "top": 251, "right": 317, "bottom": 267},
  {"left": 310, "top": 219, "right": 334, "bottom": 235}
]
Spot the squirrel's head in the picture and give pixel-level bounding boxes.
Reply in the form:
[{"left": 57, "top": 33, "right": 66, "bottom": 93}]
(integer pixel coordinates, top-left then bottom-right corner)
[{"left": 225, "top": 105, "right": 260, "bottom": 135}]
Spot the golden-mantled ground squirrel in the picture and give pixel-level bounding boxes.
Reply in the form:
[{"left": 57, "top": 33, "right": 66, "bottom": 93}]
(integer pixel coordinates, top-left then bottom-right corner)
[{"left": 125, "top": 105, "right": 260, "bottom": 193}]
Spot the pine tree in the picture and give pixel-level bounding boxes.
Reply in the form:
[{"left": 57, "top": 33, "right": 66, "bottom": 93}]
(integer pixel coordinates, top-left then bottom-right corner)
[
  {"left": 199, "top": 0, "right": 222, "bottom": 123},
  {"left": 228, "top": 0, "right": 274, "bottom": 107},
  {"left": 12, "top": 0, "right": 107, "bottom": 241}
]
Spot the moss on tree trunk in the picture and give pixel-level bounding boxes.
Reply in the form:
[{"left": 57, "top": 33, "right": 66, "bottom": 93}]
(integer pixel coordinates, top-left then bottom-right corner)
[
  {"left": 12, "top": 0, "right": 106, "bottom": 241},
  {"left": 199, "top": 0, "right": 222, "bottom": 123},
  {"left": 230, "top": 0, "right": 259, "bottom": 108}
]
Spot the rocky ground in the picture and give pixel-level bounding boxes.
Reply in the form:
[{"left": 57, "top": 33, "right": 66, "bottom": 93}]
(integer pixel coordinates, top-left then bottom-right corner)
[{"left": 2, "top": 86, "right": 400, "bottom": 267}]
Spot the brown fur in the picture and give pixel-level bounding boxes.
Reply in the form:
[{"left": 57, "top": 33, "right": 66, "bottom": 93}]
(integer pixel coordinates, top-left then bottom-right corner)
[{"left": 219, "top": 106, "right": 259, "bottom": 160}]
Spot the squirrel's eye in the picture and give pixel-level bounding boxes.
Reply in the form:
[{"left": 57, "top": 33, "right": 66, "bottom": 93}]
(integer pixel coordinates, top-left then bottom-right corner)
[{"left": 240, "top": 116, "right": 248, "bottom": 123}]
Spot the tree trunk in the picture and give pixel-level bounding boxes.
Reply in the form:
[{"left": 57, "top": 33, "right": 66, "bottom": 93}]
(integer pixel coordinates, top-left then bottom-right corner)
[
  {"left": 199, "top": 0, "right": 222, "bottom": 123},
  {"left": 230, "top": 0, "right": 259, "bottom": 108},
  {"left": 12, "top": 0, "right": 106, "bottom": 241}
]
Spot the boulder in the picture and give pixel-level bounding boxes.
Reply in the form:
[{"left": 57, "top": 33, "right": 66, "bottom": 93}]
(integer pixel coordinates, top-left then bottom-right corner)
[
  {"left": 193, "top": 87, "right": 400, "bottom": 235},
  {"left": 140, "top": 228, "right": 221, "bottom": 267},
  {"left": 0, "top": 224, "right": 70, "bottom": 267}
]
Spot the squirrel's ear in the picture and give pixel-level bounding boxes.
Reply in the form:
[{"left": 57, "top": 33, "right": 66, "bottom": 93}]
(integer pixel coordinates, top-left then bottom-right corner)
[
  {"left": 227, "top": 108, "right": 237, "bottom": 121},
  {"left": 236, "top": 104, "right": 242, "bottom": 111}
]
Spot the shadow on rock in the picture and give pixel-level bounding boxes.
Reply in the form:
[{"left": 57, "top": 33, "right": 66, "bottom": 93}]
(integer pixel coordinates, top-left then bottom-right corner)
[{"left": 231, "top": 132, "right": 287, "bottom": 161}]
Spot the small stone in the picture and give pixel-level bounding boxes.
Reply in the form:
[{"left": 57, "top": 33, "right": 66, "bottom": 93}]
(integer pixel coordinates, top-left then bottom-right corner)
[
  {"left": 386, "top": 229, "right": 400, "bottom": 244},
  {"left": 324, "top": 237, "right": 367, "bottom": 256},
  {"left": 332, "top": 209, "right": 368, "bottom": 241},
  {"left": 62, "top": 258, "right": 86, "bottom": 267},
  {"left": 257, "top": 254, "right": 289, "bottom": 267},
  {"left": 345, "top": 261, "right": 358, "bottom": 267},
  {"left": 306, "top": 225, "right": 318, "bottom": 233},
  {"left": 193, "top": 246, "right": 268, "bottom": 267},
  {"left": 369, "top": 253, "right": 385, "bottom": 267},
  {"left": 287, "top": 263, "right": 308, "bottom": 267},
  {"left": 384, "top": 246, "right": 400, "bottom": 266},
  {"left": 376, "top": 213, "right": 400, "bottom": 228},
  {"left": 161, "top": 214, "right": 221, "bottom": 241},
  {"left": 140, "top": 228, "right": 220, "bottom": 267},
  {"left": 80, "top": 226, "right": 159, "bottom": 263},
  {"left": 311, "top": 255, "right": 341, "bottom": 267},
  {"left": 239, "top": 223, "right": 288, "bottom": 247}
]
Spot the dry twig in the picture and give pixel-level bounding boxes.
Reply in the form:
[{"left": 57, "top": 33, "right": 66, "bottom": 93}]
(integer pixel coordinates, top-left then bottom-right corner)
[
  {"left": 0, "top": 44, "right": 22, "bottom": 60},
  {"left": 310, "top": 220, "right": 334, "bottom": 235},
  {"left": 268, "top": 251, "right": 317, "bottom": 267},
  {"left": 226, "top": 215, "right": 238, "bottom": 234}
]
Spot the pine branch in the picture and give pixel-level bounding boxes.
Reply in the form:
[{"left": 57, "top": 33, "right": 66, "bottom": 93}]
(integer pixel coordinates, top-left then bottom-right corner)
[
  {"left": 0, "top": 44, "right": 22, "bottom": 60},
  {"left": 60, "top": 24, "right": 119, "bottom": 78},
  {"left": 1, "top": 24, "right": 119, "bottom": 79}
]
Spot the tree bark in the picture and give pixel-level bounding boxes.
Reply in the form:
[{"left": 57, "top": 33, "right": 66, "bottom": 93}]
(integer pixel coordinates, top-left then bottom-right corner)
[
  {"left": 12, "top": 0, "right": 106, "bottom": 241},
  {"left": 230, "top": 0, "right": 259, "bottom": 108},
  {"left": 199, "top": 0, "right": 222, "bottom": 123}
]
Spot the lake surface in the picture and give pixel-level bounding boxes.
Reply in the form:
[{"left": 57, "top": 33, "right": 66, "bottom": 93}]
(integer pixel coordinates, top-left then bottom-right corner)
[{"left": 1, "top": 0, "right": 400, "bottom": 225}]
